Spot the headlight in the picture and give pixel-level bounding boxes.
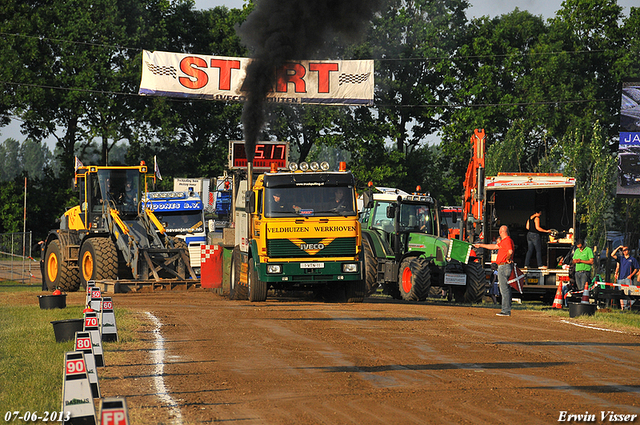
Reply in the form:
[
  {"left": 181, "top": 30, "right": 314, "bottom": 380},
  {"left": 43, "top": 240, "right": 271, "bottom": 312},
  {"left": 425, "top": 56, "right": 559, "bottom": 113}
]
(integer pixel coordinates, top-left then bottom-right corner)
[
  {"left": 299, "top": 162, "right": 309, "bottom": 171},
  {"left": 310, "top": 162, "right": 319, "bottom": 171},
  {"left": 267, "top": 264, "right": 282, "bottom": 274},
  {"left": 342, "top": 263, "right": 358, "bottom": 273}
]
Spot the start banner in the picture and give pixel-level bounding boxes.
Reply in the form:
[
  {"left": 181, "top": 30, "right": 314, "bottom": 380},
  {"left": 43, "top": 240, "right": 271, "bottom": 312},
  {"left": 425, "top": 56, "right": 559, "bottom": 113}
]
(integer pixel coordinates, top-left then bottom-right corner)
[{"left": 139, "top": 50, "right": 374, "bottom": 105}]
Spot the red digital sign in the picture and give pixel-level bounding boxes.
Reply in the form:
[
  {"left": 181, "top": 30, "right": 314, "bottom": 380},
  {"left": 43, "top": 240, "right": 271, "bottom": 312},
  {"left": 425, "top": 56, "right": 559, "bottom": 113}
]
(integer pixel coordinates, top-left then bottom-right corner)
[{"left": 229, "top": 141, "right": 289, "bottom": 170}]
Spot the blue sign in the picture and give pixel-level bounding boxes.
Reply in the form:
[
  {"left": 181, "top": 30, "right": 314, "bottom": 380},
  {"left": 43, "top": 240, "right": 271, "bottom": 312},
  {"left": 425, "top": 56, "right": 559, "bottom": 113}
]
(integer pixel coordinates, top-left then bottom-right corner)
[
  {"left": 620, "top": 132, "right": 640, "bottom": 146},
  {"left": 144, "top": 200, "right": 203, "bottom": 212}
]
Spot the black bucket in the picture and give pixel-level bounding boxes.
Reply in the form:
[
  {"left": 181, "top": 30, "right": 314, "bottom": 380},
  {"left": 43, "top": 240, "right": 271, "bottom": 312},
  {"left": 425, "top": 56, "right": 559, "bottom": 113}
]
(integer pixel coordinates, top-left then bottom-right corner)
[
  {"left": 38, "top": 294, "right": 67, "bottom": 309},
  {"left": 569, "top": 302, "right": 597, "bottom": 318},
  {"left": 51, "top": 319, "right": 84, "bottom": 342}
]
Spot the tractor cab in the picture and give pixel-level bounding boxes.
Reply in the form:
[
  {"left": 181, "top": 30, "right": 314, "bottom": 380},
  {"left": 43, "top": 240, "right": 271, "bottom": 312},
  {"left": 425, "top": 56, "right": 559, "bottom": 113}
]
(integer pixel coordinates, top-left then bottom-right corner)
[{"left": 360, "top": 187, "right": 440, "bottom": 258}]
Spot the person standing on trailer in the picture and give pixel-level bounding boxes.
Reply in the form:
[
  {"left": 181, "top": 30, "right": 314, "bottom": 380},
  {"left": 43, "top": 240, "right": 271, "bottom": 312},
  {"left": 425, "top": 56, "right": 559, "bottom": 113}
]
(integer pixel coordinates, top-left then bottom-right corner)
[{"left": 524, "top": 210, "right": 552, "bottom": 269}]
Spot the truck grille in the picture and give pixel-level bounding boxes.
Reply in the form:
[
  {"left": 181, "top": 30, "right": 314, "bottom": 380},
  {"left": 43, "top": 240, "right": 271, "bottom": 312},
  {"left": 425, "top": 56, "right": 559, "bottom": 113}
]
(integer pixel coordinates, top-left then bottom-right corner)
[{"left": 267, "top": 237, "right": 357, "bottom": 258}]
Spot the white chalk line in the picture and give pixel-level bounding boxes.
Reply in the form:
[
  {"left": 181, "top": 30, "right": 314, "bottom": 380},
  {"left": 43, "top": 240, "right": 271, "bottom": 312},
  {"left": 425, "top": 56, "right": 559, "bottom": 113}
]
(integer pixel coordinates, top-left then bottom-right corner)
[
  {"left": 560, "top": 319, "right": 624, "bottom": 333},
  {"left": 145, "top": 311, "right": 184, "bottom": 424}
]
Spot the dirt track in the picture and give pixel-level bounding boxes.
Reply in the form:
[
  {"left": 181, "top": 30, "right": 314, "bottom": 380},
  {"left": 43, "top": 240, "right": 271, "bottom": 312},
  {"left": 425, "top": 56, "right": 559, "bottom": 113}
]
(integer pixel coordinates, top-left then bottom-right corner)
[{"left": 89, "top": 290, "right": 640, "bottom": 425}]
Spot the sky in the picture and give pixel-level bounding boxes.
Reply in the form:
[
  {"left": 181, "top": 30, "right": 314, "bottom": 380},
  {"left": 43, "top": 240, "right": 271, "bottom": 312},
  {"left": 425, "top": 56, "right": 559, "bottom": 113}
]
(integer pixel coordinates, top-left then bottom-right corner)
[{"left": 3, "top": 0, "right": 637, "bottom": 148}]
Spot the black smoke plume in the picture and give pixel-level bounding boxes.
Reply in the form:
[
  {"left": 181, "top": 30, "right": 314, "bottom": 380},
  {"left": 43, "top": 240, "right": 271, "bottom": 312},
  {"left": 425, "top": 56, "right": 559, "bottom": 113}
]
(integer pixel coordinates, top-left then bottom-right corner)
[{"left": 237, "top": 0, "right": 382, "bottom": 163}]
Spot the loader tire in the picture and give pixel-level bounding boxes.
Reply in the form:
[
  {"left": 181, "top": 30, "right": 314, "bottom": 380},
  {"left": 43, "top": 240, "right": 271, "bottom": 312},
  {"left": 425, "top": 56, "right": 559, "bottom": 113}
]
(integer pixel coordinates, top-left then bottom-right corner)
[
  {"left": 248, "top": 258, "right": 267, "bottom": 302},
  {"left": 229, "top": 247, "right": 247, "bottom": 300},
  {"left": 362, "top": 238, "right": 379, "bottom": 296},
  {"left": 463, "top": 261, "right": 487, "bottom": 304},
  {"left": 398, "top": 258, "right": 429, "bottom": 301},
  {"left": 44, "top": 239, "right": 80, "bottom": 292},
  {"left": 79, "top": 237, "right": 118, "bottom": 287}
]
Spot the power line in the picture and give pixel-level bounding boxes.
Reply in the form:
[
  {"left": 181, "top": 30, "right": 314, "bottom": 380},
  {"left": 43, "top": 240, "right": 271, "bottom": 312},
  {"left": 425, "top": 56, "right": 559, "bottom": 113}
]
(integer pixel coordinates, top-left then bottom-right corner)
[
  {"left": 0, "top": 79, "right": 614, "bottom": 109},
  {"left": 0, "top": 31, "right": 611, "bottom": 62}
]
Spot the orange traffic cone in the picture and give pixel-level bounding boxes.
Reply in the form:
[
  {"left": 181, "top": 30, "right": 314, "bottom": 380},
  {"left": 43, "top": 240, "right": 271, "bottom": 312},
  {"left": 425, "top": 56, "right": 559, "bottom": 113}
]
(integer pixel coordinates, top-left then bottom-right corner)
[
  {"left": 580, "top": 283, "right": 590, "bottom": 304},
  {"left": 552, "top": 282, "right": 563, "bottom": 309}
]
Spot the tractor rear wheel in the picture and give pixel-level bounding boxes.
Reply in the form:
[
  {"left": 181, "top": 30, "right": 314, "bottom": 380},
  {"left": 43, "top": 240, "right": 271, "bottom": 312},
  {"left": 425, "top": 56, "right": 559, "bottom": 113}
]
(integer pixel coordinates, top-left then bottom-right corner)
[
  {"left": 413, "top": 258, "right": 432, "bottom": 301},
  {"left": 44, "top": 239, "right": 80, "bottom": 292},
  {"left": 248, "top": 258, "right": 267, "bottom": 302},
  {"left": 398, "top": 258, "right": 429, "bottom": 301},
  {"left": 79, "top": 237, "right": 118, "bottom": 287},
  {"left": 463, "top": 261, "right": 487, "bottom": 303},
  {"left": 362, "top": 238, "right": 379, "bottom": 296},
  {"left": 229, "top": 247, "right": 247, "bottom": 300}
]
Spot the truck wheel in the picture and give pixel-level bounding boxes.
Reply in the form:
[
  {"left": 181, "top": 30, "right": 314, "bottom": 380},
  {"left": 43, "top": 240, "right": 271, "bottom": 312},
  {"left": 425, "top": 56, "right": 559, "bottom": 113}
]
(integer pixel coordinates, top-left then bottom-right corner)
[
  {"left": 398, "top": 258, "right": 428, "bottom": 301},
  {"left": 463, "top": 261, "right": 487, "bottom": 303},
  {"left": 79, "top": 238, "right": 118, "bottom": 287},
  {"left": 229, "top": 247, "right": 247, "bottom": 300},
  {"left": 363, "top": 238, "right": 379, "bottom": 296},
  {"left": 248, "top": 258, "right": 267, "bottom": 302},
  {"left": 43, "top": 239, "right": 80, "bottom": 292}
]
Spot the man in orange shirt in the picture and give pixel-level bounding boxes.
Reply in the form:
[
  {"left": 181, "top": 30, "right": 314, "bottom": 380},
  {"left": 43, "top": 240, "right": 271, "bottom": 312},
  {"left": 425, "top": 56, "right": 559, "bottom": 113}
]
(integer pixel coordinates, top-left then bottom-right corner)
[{"left": 474, "top": 225, "right": 514, "bottom": 316}]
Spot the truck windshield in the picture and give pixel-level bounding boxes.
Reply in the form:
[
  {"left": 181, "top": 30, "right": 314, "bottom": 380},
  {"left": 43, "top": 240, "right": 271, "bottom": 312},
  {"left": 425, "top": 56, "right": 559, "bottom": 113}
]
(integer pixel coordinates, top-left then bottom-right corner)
[
  {"left": 156, "top": 210, "right": 204, "bottom": 234},
  {"left": 265, "top": 186, "right": 356, "bottom": 218}
]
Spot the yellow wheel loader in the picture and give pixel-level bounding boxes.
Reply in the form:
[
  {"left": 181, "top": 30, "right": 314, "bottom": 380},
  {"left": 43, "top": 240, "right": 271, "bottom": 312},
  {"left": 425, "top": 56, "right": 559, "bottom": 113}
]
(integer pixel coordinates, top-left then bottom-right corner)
[{"left": 41, "top": 163, "right": 196, "bottom": 292}]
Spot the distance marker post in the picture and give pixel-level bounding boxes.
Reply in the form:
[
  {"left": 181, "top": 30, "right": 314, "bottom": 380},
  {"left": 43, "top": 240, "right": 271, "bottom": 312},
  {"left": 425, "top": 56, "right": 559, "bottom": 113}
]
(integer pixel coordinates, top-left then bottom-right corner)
[
  {"left": 89, "top": 287, "right": 102, "bottom": 312},
  {"left": 83, "top": 311, "right": 104, "bottom": 367},
  {"left": 85, "top": 281, "right": 96, "bottom": 308},
  {"left": 74, "top": 331, "right": 100, "bottom": 399},
  {"left": 100, "top": 297, "right": 118, "bottom": 342},
  {"left": 61, "top": 351, "right": 96, "bottom": 425},
  {"left": 100, "top": 397, "right": 130, "bottom": 425}
]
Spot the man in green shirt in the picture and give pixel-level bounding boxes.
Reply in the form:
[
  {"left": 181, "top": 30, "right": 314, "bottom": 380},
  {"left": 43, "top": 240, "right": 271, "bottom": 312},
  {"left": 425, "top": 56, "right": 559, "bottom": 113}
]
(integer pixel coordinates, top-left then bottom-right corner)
[{"left": 572, "top": 239, "right": 594, "bottom": 291}]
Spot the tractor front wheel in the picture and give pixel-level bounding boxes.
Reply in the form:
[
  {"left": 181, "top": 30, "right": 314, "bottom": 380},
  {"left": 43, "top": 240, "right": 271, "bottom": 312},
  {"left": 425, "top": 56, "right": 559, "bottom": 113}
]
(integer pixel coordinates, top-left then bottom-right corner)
[{"left": 398, "top": 258, "right": 429, "bottom": 301}]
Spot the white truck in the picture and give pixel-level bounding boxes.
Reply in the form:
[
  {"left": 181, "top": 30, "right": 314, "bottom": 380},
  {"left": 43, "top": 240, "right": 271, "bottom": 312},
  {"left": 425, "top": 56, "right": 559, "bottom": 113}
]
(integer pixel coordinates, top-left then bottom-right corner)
[{"left": 143, "top": 191, "right": 207, "bottom": 275}]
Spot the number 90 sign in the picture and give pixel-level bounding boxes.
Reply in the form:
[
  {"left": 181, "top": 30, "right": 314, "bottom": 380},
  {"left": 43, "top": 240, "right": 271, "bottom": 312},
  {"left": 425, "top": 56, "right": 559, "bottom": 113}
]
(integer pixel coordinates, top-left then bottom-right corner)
[{"left": 66, "top": 359, "right": 86, "bottom": 375}]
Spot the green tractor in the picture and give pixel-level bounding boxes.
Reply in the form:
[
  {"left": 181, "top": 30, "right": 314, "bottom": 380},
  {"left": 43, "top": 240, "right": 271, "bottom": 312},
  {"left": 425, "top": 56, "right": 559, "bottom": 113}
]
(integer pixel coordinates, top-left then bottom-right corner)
[{"left": 360, "top": 187, "right": 486, "bottom": 303}]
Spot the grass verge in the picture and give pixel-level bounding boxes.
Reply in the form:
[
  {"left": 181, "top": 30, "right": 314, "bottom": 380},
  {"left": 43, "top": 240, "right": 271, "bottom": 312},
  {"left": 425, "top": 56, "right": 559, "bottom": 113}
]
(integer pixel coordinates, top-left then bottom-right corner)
[{"left": 0, "top": 281, "right": 138, "bottom": 415}]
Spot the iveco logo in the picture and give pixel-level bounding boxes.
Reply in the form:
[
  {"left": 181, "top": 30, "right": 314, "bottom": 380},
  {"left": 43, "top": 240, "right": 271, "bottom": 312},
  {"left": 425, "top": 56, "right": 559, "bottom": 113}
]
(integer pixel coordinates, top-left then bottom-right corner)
[{"left": 301, "top": 243, "right": 324, "bottom": 250}]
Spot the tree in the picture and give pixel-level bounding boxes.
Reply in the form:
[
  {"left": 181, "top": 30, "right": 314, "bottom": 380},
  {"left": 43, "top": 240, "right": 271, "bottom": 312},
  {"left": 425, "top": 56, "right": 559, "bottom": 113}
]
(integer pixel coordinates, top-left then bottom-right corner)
[
  {"left": 441, "top": 9, "right": 547, "bottom": 192},
  {"left": 554, "top": 122, "right": 616, "bottom": 247}
]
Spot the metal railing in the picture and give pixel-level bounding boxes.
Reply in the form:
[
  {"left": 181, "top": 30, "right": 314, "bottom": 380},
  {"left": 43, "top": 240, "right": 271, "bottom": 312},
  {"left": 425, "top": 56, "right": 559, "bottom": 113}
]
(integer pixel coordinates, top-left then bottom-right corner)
[{"left": 0, "top": 231, "right": 40, "bottom": 284}]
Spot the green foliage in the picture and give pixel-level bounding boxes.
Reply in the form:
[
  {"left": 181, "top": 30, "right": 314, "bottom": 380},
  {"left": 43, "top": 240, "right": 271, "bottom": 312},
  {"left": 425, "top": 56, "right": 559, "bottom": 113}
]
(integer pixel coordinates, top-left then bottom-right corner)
[
  {"left": 555, "top": 122, "right": 616, "bottom": 247},
  {"left": 0, "top": 0, "right": 639, "bottom": 241}
]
